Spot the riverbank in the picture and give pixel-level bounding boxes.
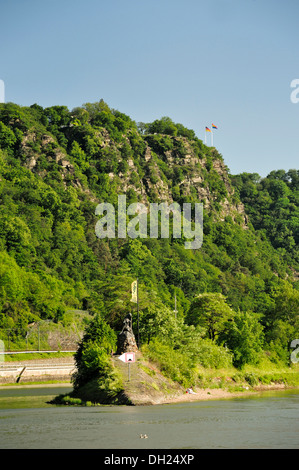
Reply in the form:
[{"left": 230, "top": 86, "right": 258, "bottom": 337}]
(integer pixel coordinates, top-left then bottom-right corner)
[
  {"left": 1, "top": 352, "right": 298, "bottom": 406},
  {"left": 153, "top": 383, "right": 294, "bottom": 405},
  {"left": 62, "top": 351, "right": 299, "bottom": 406},
  {"left": 2, "top": 380, "right": 297, "bottom": 408}
]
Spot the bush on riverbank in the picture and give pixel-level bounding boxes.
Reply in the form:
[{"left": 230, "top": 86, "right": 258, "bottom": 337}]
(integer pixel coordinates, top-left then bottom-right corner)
[
  {"left": 196, "top": 360, "right": 299, "bottom": 392},
  {"left": 51, "top": 314, "right": 128, "bottom": 405},
  {"left": 51, "top": 368, "right": 128, "bottom": 406},
  {"left": 50, "top": 311, "right": 298, "bottom": 406},
  {"left": 142, "top": 336, "right": 299, "bottom": 393},
  {"left": 141, "top": 337, "right": 233, "bottom": 388},
  {"left": 72, "top": 314, "right": 117, "bottom": 390}
]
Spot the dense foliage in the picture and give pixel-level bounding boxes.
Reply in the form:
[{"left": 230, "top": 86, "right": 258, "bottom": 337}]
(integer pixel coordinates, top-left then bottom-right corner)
[
  {"left": 72, "top": 314, "right": 117, "bottom": 390},
  {"left": 230, "top": 171, "right": 299, "bottom": 271},
  {"left": 0, "top": 100, "right": 298, "bottom": 374}
]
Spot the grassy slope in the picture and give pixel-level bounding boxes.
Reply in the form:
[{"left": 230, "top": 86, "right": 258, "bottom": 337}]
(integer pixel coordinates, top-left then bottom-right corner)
[{"left": 110, "top": 352, "right": 184, "bottom": 405}]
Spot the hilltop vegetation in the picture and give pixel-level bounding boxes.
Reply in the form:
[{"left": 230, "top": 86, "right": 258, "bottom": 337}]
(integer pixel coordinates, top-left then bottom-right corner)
[{"left": 0, "top": 100, "right": 298, "bottom": 378}]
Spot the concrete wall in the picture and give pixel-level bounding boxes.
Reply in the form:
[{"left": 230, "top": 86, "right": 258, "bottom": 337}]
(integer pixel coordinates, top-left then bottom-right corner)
[{"left": 0, "top": 365, "right": 75, "bottom": 384}]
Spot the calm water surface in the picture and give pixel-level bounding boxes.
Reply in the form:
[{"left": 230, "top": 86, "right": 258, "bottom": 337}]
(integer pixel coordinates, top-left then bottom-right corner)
[{"left": 0, "top": 386, "right": 298, "bottom": 449}]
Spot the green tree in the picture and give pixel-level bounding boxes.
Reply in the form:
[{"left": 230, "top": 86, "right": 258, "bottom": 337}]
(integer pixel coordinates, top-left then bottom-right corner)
[
  {"left": 0, "top": 122, "right": 16, "bottom": 150},
  {"left": 73, "top": 314, "right": 117, "bottom": 389},
  {"left": 0, "top": 216, "right": 31, "bottom": 252},
  {"left": 271, "top": 282, "right": 299, "bottom": 331},
  {"left": 44, "top": 105, "right": 70, "bottom": 127},
  {"left": 221, "top": 310, "right": 264, "bottom": 368},
  {"left": 266, "top": 319, "right": 296, "bottom": 364},
  {"left": 70, "top": 141, "right": 89, "bottom": 171},
  {"left": 139, "top": 302, "right": 180, "bottom": 345},
  {"left": 186, "top": 293, "right": 234, "bottom": 341},
  {"left": 147, "top": 117, "right": 178, "bottom": 136}
]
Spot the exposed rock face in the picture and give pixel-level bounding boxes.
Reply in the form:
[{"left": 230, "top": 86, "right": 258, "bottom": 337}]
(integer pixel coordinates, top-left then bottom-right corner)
[
  {"left": 116, "top": 313, "right": 138, "bottom": 355},
  {"left": 22, "top": 125, "right": 248, "bottom": 229}
]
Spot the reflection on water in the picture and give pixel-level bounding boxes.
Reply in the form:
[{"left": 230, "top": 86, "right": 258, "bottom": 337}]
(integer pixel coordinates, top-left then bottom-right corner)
[
  {"left": 0, "top": 385, "right": 72, "bottom": 409},
  {"left": 0, "top": 387, "right": 298, "bottom": 449}
]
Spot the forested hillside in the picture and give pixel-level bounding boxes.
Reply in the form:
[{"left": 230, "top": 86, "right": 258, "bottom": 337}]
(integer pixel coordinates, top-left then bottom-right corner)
[
  {"left": 0, "top": 100, "right": 298, "bottom": 371},
  {"left": 230, "top": 171, "right": 299, "bottom": 271}
]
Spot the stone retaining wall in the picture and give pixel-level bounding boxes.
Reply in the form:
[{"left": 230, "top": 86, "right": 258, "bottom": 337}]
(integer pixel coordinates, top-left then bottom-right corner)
[{"left": 0, "top": 365, "right": 75, "bottom": 384}]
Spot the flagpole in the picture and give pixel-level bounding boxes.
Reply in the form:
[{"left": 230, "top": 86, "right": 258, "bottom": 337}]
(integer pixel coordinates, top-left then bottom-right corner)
[
  {"left": 211, "top": 124, "right": 217, "bottom": 146},
  {"left": 204, "top": 128, "right": 206, "bottom": 145},
  {"left": 211, "top": 129, "right": 213, "bottom": 147}
]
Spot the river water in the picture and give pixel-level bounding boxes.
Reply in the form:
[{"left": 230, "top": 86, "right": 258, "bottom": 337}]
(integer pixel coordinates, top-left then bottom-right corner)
[{"left": 0, "top": 386, "right": 298, "bottom": 449}]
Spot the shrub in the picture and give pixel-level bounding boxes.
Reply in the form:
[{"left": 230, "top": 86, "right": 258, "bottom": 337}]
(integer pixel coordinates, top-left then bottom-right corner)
[
  {"left": 193, "top": 339, "right": 233, "bottom": 369},
  {"left": 142, "top": 339, "right": 197, "bottom": 387},
  {"left": 222, "top": 310, "right": 264, "bottom": 368},
  {"left": 244, "top": 372, "right": 259, "bottom": 386},
  {"left": 72, "top": 314, "right": 117, "bottom": 390},
  {"left": 60, "top": 395, "right": 83, "bottom": 405}
]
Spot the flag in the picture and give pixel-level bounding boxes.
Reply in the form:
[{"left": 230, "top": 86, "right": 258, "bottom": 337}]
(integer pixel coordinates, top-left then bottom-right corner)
[
  {"left": 205, "top": 126, "right": 211, "bottom": 132},
  {"left": 131, "top": 280, "right": 138, "bottom": 303},
  {"left": 212, "top": 124, "right": 218, "bottom": 129}
]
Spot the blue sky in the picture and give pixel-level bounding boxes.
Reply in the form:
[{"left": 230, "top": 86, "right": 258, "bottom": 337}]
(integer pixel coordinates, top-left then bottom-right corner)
[{"left": 0, "top": 0, "right": 298, "bottom": 176}]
